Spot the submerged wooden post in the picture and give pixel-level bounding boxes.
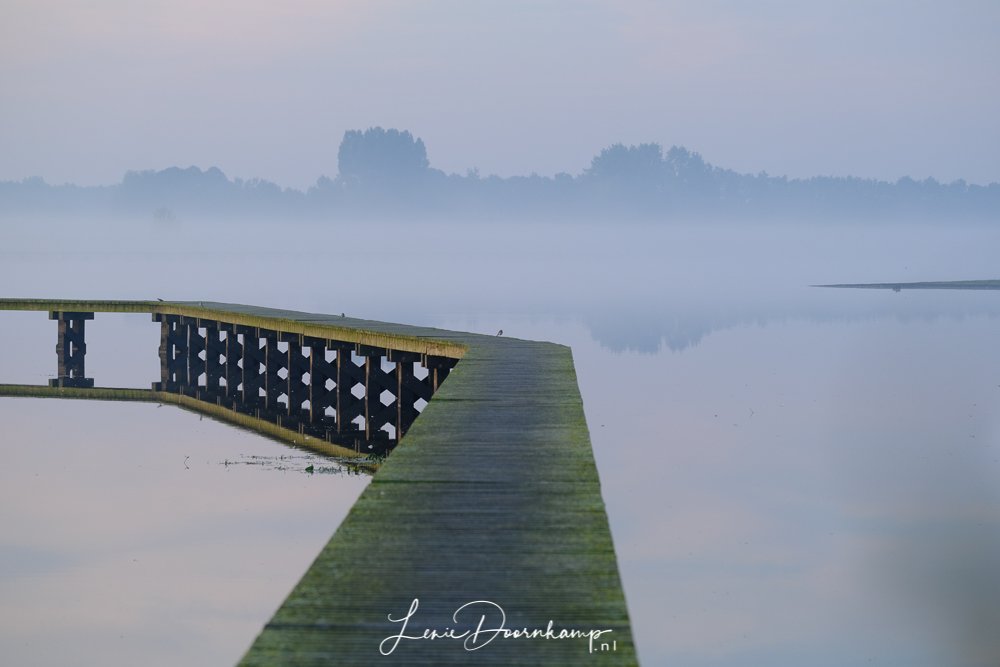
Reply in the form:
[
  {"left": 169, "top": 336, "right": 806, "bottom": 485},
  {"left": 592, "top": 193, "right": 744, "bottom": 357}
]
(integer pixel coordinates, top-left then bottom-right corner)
[{"left": 49, "top": 311, "right": 94, "bottom": 388}]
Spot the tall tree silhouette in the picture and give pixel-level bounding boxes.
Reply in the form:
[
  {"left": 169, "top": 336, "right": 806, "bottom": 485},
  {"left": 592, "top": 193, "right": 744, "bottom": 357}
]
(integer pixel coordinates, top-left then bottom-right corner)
[{"left": 337, "top": 127, "right": 430, "bottom": 191}]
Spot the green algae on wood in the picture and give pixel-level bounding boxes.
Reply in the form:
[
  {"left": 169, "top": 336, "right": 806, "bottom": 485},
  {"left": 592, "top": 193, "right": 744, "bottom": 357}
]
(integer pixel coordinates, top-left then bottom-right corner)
[{"left": 0, "top": 298, "right": 466, "bottom": 359}]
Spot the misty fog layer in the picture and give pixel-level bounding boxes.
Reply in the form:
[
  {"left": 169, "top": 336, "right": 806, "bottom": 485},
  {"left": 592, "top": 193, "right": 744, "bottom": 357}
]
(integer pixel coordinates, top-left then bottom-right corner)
[
  {"left": 3, "top": 215, "right": 998, "bottom": 348},
  {"left": 3, "top": 128, "right": 998, "bottom": 223}
]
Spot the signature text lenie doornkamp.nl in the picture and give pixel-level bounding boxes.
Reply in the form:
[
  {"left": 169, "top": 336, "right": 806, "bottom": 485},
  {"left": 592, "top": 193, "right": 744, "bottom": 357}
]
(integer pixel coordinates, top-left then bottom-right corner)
[{"left": 379, "top": 598, "right": 616, "bottom": 655}]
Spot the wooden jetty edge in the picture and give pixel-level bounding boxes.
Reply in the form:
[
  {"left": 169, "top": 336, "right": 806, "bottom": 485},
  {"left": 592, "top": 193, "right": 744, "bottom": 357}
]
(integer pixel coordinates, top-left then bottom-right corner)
[
  {"left": 0, "top": 299, "right": 637, "bottom": 666},
  {"left": 815, "top": 279, "right": 1000, "bottom": 291}
]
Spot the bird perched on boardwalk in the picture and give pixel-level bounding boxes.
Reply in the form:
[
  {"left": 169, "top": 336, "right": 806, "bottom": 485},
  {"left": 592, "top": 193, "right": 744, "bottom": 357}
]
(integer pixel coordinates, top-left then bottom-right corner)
[{"left": 496, "top": 329, "right": 503, "bottom": 336}]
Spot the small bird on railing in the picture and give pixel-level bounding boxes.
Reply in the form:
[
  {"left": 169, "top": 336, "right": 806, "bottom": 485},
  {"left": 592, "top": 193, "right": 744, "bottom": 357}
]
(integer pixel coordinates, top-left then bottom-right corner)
[{"left": 496, "top": 329, "right": 503, "bottom": 336}]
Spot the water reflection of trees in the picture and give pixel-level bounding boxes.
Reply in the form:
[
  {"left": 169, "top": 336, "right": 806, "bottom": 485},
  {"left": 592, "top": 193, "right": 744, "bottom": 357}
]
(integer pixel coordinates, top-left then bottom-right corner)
[{"left": 584, "top": 284, "right": 1000, "bottom": 354}]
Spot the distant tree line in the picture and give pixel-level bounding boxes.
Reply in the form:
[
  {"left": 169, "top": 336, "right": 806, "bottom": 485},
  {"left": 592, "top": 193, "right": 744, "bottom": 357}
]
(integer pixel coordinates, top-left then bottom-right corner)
[{"left": 2, "top": 127, "right": 998, "bottom": 222}]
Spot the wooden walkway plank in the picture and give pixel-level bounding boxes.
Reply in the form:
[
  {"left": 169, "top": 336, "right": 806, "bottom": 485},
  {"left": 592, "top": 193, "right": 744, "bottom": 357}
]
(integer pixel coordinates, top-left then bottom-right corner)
[{"left": 239, "top": 327, "right": 635, "bottom": 665}]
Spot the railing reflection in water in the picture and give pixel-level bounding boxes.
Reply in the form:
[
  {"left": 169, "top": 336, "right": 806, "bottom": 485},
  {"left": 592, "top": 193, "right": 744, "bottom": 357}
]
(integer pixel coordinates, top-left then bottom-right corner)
[{"left": 13, "top": 311, "right": 458, "bottom": 458}]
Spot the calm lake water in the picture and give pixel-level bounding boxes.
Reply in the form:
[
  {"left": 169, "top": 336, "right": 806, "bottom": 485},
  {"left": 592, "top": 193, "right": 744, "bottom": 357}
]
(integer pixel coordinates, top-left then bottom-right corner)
[{"left": 1, "top": 218, "right": 999, "bottom": 665}]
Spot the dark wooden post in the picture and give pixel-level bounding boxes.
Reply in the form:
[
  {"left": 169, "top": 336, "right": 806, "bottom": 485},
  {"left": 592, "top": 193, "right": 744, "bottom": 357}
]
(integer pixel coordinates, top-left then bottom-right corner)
[
  {"left": 203, "top": 321, "right": 225, "bottom": 400},
  {"left": 153, "top": 313, "right": 189, "bottom": 392},
  {"left": 49, "top": 311, "right": 94, "bottom": 388},
  {"left": 305, "top": 337, "right": 334, "bottom": 425},
  {"left": 389, "top": 350, "right": 423, "bottom": 439},
  {"left": 424, "top": 354, "right": 457, "bottom": 392},
  {"left": 186, "top": 317, "right": 206, "bottom": 395},
  {"left": 238, "top": 326, "right": 264, "bottom": 408},
  {"left": 358, "top": 345, "right": 384, "bottom": 441},
  {"left": 221, "top": 322, "right": 241, "bottom": 405},
  {"left": 281, "top": 332, "right": 309, "bottom": 421},
  {"left": 336, "top": 343, "right": 365, "bottom": 437},
  {"left": 262, "top": 330, "right": 282, "bottom": 412}
]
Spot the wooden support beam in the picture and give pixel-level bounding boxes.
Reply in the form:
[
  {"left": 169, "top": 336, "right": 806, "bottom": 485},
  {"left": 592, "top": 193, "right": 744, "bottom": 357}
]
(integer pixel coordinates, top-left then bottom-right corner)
[
  {"left": 238, "top": 326, "right": 264, "bottom": 407},
  {"left": 336, "top": 344, "right": 365, "bottom": 436},
  {"left": 48, "top": 311, "right": 94, "bottom": 388},
  {"left": 262, "top": 330, "right": 283, "bottom": 412}
]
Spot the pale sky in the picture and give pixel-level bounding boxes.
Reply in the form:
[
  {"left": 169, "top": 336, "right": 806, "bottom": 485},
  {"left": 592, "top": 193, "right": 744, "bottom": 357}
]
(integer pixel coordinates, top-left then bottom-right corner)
[{"left": 1, "top": 0, "right": 998, "bottom": 188}]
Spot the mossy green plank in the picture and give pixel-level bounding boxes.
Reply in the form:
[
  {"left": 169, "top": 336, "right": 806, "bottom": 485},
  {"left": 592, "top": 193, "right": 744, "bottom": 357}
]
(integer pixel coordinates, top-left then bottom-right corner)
[{"left": 238, "top": 311, "right": 635, "bottom": 665}]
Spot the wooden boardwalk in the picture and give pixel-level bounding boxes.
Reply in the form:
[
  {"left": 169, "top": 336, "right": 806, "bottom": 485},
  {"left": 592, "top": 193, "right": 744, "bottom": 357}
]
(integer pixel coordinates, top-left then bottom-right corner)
[{"left": 0, "top": 299, "right": 637, "bottom": 665}]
